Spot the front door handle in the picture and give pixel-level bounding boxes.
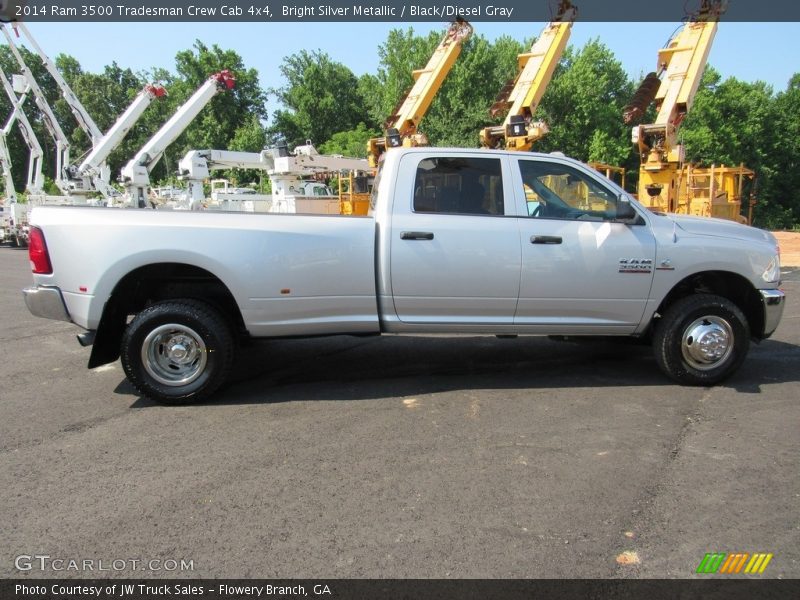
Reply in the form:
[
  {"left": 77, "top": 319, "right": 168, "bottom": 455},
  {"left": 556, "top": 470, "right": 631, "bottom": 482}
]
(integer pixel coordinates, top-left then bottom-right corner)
[
  {"left": 401, "top": 231, "right": 434, "bottom": 240},
  {"left": 530, "top": 235, "right": 562, "bottom": 244}
]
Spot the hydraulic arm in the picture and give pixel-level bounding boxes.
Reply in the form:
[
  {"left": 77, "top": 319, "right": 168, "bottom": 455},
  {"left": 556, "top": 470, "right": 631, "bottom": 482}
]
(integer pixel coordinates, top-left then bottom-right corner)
[
  {"left": 1, "top": 23, "right": 70, "bottom": 195},
  {"left": 480, "top": 0, "right": 576, "bottom": 151},
  {"left": 0, "top": 66, "right": 45, "bottom": 195},
  {"left": 624, "top": 0, "right": 727, "bottom": 214},
  {"left": 366, "top": 18, "right": 473, "bottom": 168},
  {"left": 120, "top": 70, "right": 235, "bottom": 208}
]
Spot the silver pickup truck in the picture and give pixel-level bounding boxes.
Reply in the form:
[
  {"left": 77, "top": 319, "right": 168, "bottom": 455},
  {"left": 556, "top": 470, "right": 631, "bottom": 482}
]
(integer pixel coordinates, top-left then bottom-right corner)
[{"left": 23, "top": 148, "right": 785, "bottom": 403}]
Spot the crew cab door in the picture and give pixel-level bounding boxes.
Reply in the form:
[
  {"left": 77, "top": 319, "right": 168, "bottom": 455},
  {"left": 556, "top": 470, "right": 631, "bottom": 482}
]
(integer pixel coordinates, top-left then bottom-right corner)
[
  {"left": 511, "top": 156, "right": 656, "bottom": 333},
  {"left": 388, "top": 152, "right": 521, "bottom": 325}
]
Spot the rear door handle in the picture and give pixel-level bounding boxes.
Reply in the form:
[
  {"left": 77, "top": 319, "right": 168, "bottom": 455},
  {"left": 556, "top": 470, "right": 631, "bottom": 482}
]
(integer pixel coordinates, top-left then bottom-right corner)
[
  {"left": 530, "top": 235, "right": 562, "bottom": 244},
  {"left": 401, "top": 231, "right": 434, "bottom": 240}
]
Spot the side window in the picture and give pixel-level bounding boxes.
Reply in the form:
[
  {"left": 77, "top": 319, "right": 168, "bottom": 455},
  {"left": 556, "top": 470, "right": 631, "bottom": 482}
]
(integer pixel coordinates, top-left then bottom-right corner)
[
  {"left": 414, "top": 157, "right": 504, "bottom": 216},
  {"left": 519, "top": 160, "right": 619, "bottom": 221}
]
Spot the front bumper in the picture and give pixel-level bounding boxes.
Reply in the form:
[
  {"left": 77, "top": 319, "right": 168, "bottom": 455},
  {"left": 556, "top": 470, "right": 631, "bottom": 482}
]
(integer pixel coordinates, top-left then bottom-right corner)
[
  {"left": 759, "top": 289, "right": 785, "bottom": 338},
  {"left": 23, "top": 286, "right": 71, "bottom": 322}
]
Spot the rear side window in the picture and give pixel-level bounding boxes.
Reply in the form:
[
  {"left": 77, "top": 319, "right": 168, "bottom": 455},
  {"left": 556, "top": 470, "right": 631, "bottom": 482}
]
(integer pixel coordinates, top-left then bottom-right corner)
[{"left": 414, "top": 157, "right": 504, "bottom": 215}]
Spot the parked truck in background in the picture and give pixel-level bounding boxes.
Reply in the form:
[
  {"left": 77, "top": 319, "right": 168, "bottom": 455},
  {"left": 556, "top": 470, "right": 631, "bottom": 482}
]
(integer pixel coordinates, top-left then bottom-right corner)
[{"left": 22, "top": 148, "right": 785, "bottom": 404}]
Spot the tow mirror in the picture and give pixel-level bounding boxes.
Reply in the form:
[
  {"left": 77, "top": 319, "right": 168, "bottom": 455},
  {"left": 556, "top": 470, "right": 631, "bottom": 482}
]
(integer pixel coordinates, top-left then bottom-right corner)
[{"left": 616, "top": 195, "right": 637, "bottom": 222}]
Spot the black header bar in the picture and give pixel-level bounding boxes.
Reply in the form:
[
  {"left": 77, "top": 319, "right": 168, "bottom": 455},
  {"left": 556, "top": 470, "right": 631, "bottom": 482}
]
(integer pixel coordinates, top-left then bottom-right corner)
[{"left": 1, "top": 0, "right": 800, "bottom": 23}]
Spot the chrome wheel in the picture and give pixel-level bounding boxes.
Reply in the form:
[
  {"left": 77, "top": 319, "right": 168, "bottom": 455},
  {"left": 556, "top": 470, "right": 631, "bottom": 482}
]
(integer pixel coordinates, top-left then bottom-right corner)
[
  {"left": 141, "top": 323, "right": 208, "bottom": 386},
  {"left": 680, "top": 315, "right": 734, "bottom": 371}
]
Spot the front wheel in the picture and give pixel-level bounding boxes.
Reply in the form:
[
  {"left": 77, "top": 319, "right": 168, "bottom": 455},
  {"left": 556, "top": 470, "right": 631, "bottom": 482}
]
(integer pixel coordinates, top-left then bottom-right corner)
[
  {"left": 120, "top": 299, "right": 234, "bottom": 404},
  {"left": 653, "top": 294, "right": 750, "bottom": 386}
]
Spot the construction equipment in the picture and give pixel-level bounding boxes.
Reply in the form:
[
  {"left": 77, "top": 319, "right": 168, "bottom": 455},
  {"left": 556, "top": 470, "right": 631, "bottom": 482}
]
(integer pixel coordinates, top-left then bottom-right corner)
[
  {"left": 480, "top": 0, "right": 576, "bottom": 151},
  {"left": 1, "top": 23, "right": 70, "bottom": 195},
  {"left": 366, "top": 18, "right": 473, "bottom": 168},
  {"left": 7, "top": 23, "right": 168, "bottom": 201},
  {"left": 68, "top": 83, "right": 167, "bottom": 200},
  {"left": 0, "top": 66, "right": 49, "bottom": 246},
  {"left": 588, "top": 162, "right": 626, "bottom": 189},
  {"left": 11, "top": 23, "right": 103, "bottom": 147},
  {"left": 270, "top": 142, "right": 370, "bottom": 214},
  {"left": 624, "top": 0, "right": 752, "bottom": 222},
  {"left": 0, "top": 67, "right": 44, "bottom": 197},
  {"left": 177, "top": 142, "right": 369, "bottom": 214},
  {"left": 120, "top": 70, "right": 235, "bottom": 208},
  {"left": 177, "top": 148, "right": 274, "bottom": 210}
]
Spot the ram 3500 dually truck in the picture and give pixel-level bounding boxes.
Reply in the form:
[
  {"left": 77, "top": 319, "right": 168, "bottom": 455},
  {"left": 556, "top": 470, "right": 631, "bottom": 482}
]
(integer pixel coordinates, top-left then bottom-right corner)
[{"left": 23, "top": 148, "right": 785, "bottom": 403}]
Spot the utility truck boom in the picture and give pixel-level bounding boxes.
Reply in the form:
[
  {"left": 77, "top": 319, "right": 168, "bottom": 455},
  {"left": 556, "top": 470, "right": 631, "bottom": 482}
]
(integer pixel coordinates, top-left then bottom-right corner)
[
  {"left": 70, "top": 84, "right": 167, "bottom": 200},
  {"left": 366, "top": 18, "right": 473, "bottom": 167},
  {"left": 480, "top": 0, "right": 576, "bottom": 151},
  {"left": 1, "top": 23, "right": 70, "bottom": 195},
  {"left": 120, "top": 70, "right": 235, "bottom": 207}
]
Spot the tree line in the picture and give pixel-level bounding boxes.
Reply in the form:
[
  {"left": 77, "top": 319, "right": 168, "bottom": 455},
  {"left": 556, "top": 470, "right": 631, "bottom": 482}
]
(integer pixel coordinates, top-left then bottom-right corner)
[{"left": 1, "top": 28, "right": 798, "bottom": 228}]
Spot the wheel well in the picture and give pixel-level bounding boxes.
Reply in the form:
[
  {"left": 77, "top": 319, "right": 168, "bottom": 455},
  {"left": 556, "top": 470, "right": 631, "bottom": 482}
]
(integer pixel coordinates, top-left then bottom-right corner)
[
  {"left": 88, "top": 263, "right": 246, "bottom": 368},
  {"left": 655, "top": 271, "right": 764, "bottom": 338}
]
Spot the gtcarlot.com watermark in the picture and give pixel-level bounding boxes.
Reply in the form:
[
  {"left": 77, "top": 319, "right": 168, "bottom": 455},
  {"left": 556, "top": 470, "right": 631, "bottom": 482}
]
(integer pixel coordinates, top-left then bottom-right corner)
[{"left": 15, "top": 554, "right": 194, "bottom": 572}]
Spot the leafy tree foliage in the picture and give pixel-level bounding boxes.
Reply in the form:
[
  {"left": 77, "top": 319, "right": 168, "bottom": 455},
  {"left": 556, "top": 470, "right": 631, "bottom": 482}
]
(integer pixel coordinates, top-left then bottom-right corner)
[
  {"left": 1, "top": 30, "right": 798, "bottom": 226},
  {"left": 358, "top": 27, "right": 441, "bottom": 129},
  {"left": 535, "top": 39, "right": 635, "bottom": 166},
  {"left": 268, "top": 50, "right": 371, "bottom": 148},
  {"left": 681, "top": 67, "right": 782, "bottom": 227},
  {"left": 423, "top": 34, "right": 524, "bottom": 147},
  {"left": 319, "top": 122, "right": 379, "bottom": 158}
]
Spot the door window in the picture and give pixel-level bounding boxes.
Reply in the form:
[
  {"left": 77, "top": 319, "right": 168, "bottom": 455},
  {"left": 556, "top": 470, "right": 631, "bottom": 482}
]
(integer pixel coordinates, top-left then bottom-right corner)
[
  {"left": 519, "top": 160, "right": 619, "bottom": 221},
  {"left": 414, "top": 157, "right": 504, "bottom": 216}
]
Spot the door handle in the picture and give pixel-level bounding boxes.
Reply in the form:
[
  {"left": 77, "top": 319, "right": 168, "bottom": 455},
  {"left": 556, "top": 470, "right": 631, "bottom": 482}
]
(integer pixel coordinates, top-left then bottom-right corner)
[
  {"left": 401, "top": 231, "right": 434, "bottom": 240},
  {"left": 530, "top": 235, "right": 562, "bottom": 244}
]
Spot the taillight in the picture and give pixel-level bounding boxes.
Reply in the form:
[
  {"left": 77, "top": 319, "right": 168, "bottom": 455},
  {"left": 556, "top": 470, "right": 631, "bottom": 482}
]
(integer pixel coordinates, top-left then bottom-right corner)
[{"left": 29, "top": 226, "right": 52, "bottom": 274}]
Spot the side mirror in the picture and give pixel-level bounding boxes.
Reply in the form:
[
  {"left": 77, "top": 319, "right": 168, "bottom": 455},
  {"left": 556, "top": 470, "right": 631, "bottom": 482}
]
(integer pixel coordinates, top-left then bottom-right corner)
[{"left": 615, "top": 195, "right": 637, "bottom": 222}]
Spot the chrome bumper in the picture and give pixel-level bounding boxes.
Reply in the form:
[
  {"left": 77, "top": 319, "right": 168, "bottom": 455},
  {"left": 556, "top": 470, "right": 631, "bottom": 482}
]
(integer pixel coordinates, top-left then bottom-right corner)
[
  {"left": 22, "top": 286, "right": 71, "bottom": 322},
  {"left": 759, "top": 289, "right": 785, "bottom": 338}
]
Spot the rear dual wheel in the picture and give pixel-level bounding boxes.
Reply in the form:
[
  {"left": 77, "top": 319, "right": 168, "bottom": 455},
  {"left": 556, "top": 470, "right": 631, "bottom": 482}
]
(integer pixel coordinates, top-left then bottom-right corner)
[{"left": 121, "top": 299, "right": 234, "bottom": 404}]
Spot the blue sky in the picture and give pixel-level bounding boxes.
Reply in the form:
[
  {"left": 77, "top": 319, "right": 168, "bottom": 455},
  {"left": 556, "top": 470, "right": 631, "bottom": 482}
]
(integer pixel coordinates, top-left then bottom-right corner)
[{"left": 15, "top": 21, "right": 800, "bottom": 110}]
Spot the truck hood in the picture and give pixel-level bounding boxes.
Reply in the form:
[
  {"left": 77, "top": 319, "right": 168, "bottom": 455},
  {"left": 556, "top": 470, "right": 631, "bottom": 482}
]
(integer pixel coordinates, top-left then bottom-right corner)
[{"left": 663, "top": 213, "right": 777, "bottom": 246}]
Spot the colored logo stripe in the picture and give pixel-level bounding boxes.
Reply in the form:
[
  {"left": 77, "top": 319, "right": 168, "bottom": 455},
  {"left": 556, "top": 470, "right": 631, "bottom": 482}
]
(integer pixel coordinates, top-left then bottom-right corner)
[
  {"left": 697, "top": 553, "right": 726, "bottom": 573},
  {"left": 719, "top": 553, "right": 749, "bottom": 573},
  {"left": 696, "top": 552, "right": 773, "bottom": 574},
  {"left": 744, "top": 553, "right": 773, "bottom": 574}
]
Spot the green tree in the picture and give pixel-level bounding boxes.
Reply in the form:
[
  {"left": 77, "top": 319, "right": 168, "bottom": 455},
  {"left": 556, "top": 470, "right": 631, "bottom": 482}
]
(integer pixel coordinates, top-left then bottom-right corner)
[
  {"left": 159, "top": 40, "right": 267, "bottom": 181},
  {"left": 535, "top": 39, "right": 635, "bottom": 167},
  {"left": 359, "top": 26, "right": 523, "bottom": 148},
  {"left": 756, "top": 74, "right": 800, "bottom": 228},
  {"left": 422, "top": 34, "right": 524, "bottom": 147},
  {"left": 358, "top": 27, "right": 441, "bottom": 128},
  {"left": 268, "top": 50, "right": 370, "bottom": 148},
  {"left": 681, "top": 67, "right": 780, "bottom": 226},
  {"left": 223, "top": 114, "right": 268, "bottom": 185},
  {"left": 319, "top": 123, "right": 379, "bottom": 158}
]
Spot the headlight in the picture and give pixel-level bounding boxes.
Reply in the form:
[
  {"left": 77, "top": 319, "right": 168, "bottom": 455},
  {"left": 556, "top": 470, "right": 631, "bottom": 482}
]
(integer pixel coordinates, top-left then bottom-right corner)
[{"left": 762, "top": 254, "right": 781, "bottom": 283}]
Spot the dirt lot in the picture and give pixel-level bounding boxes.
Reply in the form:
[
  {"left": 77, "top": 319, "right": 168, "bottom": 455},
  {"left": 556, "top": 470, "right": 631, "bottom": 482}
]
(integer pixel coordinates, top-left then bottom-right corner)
[{"left": 774, "top": 231, "right": 800, "bottom": 267}]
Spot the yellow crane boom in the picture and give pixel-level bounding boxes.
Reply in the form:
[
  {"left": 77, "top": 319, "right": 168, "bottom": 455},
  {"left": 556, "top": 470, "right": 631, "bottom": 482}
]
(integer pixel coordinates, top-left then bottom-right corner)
[
  {"left": 367, "top": 18, "right": 473, "bottom": 167},
  {"left": 625, "top": 0, "right": 751, "bottom": 223},
  {"left": 480, "top": 0, "right": 576, "bottom": 151}
]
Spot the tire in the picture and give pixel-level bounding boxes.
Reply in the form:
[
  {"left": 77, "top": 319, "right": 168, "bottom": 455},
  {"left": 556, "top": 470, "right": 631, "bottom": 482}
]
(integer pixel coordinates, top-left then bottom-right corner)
[
  {"left": 120, "top": 299, "right": 234, "bottom": 404},
  {"left": 653, "top": 294, "right": 750, "bottom": 386}
]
